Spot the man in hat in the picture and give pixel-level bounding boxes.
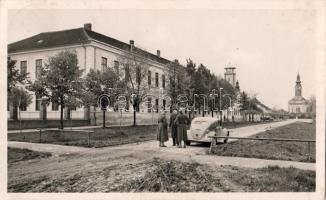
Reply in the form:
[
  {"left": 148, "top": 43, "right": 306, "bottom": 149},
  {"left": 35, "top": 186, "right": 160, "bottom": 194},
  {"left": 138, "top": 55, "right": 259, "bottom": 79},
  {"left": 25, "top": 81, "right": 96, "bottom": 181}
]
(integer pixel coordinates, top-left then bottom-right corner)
[
  {"left": 169, "top": 109, "right": 178, "bottom": 146},
  {"left": 174, "top": 110, "right": 190, "bottom": 148}
]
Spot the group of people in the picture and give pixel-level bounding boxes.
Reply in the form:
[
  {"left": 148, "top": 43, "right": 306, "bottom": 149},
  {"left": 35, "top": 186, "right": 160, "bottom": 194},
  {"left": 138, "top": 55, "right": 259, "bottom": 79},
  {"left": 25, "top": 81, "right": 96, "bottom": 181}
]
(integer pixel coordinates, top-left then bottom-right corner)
[{"left": 157, "top": 109, "right": 190, "bottom": 148}]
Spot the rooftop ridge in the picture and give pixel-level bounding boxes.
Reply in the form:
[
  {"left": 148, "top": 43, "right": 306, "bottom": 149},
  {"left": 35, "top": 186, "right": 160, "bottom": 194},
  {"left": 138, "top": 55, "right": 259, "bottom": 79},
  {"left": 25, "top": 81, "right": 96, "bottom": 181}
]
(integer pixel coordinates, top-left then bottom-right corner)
[
  {"left": 8, "top": 26, "right": 172, "bottom": 65},
  {"left": 9, "top": 28, "right": 84, "bottom": 46}
]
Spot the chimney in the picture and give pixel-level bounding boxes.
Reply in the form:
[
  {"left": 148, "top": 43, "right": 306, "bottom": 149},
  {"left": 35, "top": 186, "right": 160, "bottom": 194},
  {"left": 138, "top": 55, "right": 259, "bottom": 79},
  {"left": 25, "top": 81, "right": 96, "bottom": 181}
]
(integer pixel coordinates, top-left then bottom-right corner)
[
  {"left": 84, "top": 23, "right": 92, "bottom": 31},
  {"left": 130, "top": 40, "right": 134, "bottom": 51},
  {"left": 157, "top": 50, "right": 161, "bottom": 57}
]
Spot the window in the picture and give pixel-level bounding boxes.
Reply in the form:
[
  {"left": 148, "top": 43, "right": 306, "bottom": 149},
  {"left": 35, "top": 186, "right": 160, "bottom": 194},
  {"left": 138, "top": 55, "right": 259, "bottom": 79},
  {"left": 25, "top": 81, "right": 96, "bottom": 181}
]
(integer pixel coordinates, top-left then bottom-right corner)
[
  {"left": 296, "top": 107, "right": 301, "bottom": 113},
  {"left": 35, "top": 59, "right": 42, "bottom": 79},
  {"left": 70, "top": 106, "right": 77, "bottom": 111},
  {"left": 163, "top": 99, "right": 166, "bottom": 110},
  {"left": 19, "top": 102, "right": 27, "bottom": 111},
  {"left": 155, "top": 99, "right": 159, "bottom": 113},
  {"left": 52, "top": 101, "right": 59, "bottom": 111},
  {"left": 155, "top": 72, "right": 159, "bottom": 87},
  {"left": 136, "top": 67, "right": 141, "bottom": 85},
  {"left": 162, "top": 74, "right": 165, "bottom": 89},
  {"left": 35, "top": 94, "right": 41, "bottom": 111},
  {"left": 147, "top": 97, "right": 152, "bottom": 112},
  {"left": 114, "top": 60, "right": 119, "bottom": 75},
  {"left": 20, "top": 61, "right": 27, "bottom": 75},
  {"left": 124, "top": 64, "right": 129, "bottom": 81},
  {"left": 101, "top": 57, "right": 107, "bottom": 71},
  {"left": 148, "top": 70, "right": 151, "bottom": 86}
]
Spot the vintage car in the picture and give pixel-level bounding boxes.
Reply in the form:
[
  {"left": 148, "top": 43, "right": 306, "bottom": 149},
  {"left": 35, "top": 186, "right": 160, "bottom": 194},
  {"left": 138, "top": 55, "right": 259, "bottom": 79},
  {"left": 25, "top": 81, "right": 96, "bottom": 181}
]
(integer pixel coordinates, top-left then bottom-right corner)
[{"left": 186, "top": 117, "right": 229, "bottom": 145}]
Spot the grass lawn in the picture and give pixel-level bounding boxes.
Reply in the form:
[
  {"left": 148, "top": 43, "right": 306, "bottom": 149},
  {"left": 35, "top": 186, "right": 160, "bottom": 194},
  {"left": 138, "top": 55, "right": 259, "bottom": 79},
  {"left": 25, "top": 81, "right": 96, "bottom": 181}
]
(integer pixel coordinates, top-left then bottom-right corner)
[
  {"left": 8, "top": 125, "right": 158, "bottom": 148},
  {"left": 8, "top": 147, "right": 51, "bottom": 164},
  {"left": 211, "top": 122, "right": 315, "bottom": 162},
  {"left": 222, "top": 120, "right": 274, "bottom": 129},
  {"left": 225, "top": 165, "right": 315, "bottom": 192}
]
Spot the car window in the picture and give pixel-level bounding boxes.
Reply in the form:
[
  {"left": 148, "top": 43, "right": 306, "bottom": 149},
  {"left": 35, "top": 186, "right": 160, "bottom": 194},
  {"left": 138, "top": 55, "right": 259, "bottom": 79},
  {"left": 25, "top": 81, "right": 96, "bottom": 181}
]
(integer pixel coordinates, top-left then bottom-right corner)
[{"left": 207, "top": 122, "right": 217, "bottom": 130}]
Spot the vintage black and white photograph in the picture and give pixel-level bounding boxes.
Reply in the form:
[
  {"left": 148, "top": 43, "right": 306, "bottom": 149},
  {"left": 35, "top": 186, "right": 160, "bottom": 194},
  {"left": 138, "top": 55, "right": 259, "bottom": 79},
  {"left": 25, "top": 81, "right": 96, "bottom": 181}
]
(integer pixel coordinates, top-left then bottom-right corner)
[{"left": 1, "top": 0, "right": 325, "bottom": 199}]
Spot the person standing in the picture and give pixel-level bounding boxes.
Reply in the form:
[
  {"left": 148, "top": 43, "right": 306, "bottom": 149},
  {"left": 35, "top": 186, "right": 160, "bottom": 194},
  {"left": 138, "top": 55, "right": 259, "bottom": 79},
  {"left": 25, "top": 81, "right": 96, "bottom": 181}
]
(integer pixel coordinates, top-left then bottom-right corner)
[
  {"left": 157, "top": 111, "right": 168, "bottom": 147},
  {"left": 174, "top": 110, "right": 189, "bottom": 148},
  {"left": 169, "top": 109, "right": 178, "bottom": 146}
]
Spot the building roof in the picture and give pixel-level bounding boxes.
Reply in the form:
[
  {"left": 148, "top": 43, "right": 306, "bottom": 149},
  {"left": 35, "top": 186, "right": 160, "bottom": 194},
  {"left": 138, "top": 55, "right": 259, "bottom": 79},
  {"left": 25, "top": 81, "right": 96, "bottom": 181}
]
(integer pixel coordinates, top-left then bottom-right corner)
[
  {"left": 252, "top": 98, "right": 272, "bottom": 113},
  {"left": 8, "top": 27, "right": 171, "bottom": 65},
  {"left": 8, "top": 28, "right": 89, "bottom": 53},
  {"left": 288, "top": 96, "right": 308, "bottom": 104}
]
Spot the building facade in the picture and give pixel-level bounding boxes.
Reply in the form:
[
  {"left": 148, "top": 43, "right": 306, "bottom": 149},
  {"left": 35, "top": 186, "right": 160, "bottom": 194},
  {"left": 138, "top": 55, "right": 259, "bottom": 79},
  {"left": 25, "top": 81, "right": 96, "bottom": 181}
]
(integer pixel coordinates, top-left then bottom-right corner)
[
  {"left": 288, "top": 73, "right": 309, "bottom": 114},
  {"left": 8, "top": 23, "right": 171, "bottom": 119}
]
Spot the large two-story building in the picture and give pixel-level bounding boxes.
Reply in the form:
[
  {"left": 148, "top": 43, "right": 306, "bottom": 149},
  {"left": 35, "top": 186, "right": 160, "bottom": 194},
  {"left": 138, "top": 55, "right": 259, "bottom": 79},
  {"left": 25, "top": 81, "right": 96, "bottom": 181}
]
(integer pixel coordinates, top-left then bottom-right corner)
[{"left": 8, "top": 23, "right": 171, "bottom": 120}]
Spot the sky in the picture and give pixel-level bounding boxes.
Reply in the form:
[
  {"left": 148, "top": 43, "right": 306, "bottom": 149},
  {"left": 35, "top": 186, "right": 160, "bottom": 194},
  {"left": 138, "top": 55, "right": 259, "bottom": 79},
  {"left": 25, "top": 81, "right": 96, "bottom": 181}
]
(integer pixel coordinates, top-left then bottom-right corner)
[{"left": 8, "top": 9, "right": 317, "bottom": 110}]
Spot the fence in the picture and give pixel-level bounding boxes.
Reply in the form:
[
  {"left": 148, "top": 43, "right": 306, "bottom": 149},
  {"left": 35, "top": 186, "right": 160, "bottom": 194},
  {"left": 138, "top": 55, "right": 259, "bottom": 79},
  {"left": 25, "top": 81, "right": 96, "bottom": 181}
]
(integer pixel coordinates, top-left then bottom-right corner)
[
  {"left": 208, "top": 136, "right": 316, "bottom": 160},
  {"left": 37, "top": 128, "right": 95, "bottom": 147},
  {"left": 91, "top": 111, "right": 164, "bottom": 126},
  {"left": 90, "top": 110, "right": 251, "bottom": 127}
]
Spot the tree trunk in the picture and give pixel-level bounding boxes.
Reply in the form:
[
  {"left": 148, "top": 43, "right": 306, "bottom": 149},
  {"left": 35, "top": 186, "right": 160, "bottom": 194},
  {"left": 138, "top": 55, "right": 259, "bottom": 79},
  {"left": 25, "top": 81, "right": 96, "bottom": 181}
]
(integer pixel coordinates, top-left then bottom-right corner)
[
  {"left": 60, "top": 103, "right": 64, "bottom": 129},
  {"left": 40, "top": 100, "right": 47, "bottom": 120},
  {"left": 84, "top": 106, "right": 90, "bottom": 120},
  {"left": 12, "top": 105, "right": 18, "bottom": 121},
  {"left": 94, "top": 106, "right": 97, "bottom": 125},
  {"left": 102, "top": 110, "right": 106, "bottom": 128},
  {"left": 133, "top": 106, "right": 136, "bottom": 126}
]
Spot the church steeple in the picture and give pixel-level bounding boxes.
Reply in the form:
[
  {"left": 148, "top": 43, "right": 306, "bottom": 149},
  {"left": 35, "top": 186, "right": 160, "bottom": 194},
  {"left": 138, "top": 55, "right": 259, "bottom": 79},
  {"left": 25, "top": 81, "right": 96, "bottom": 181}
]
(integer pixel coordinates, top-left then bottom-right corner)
[
  {"left": 295, "top": 73, "right": 302, "bottom": 97},
  {"left": 296, "top": 73, "right": 301, "bottom": 83}
]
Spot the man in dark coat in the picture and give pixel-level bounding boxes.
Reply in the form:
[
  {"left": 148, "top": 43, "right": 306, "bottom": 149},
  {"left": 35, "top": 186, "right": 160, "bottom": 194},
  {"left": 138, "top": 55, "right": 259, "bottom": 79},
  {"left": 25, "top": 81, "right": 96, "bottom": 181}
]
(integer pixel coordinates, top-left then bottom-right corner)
[
  {"left": 157, "top": 112, "right": 168, "bottom": 147},
  {"left": 169, "top": 109, "right": 178, "bottom": 146},
  {"left": 174, "top": 110, "right": 190, "bottom": 148}
]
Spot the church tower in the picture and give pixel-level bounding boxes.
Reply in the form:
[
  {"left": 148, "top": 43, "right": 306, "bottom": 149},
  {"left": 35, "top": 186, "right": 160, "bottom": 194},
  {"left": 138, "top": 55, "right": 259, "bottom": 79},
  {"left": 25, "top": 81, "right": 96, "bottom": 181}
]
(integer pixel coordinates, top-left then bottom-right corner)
[
  {"left": 288, "top": 73, "right": 308, "bottom": 114},
  {"left": 224, "top": 64, "right": 236, "bottom": 87},
  {"left": 295, "top": 73, "right": 302, "bottom": 97}
]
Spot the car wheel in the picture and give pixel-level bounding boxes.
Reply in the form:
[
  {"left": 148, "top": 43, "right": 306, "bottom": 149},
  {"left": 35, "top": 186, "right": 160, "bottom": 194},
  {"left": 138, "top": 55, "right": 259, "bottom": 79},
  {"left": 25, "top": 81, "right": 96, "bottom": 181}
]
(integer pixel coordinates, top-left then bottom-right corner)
[{"left": 186, "top": 140, "right": 191, "bottom": 146}]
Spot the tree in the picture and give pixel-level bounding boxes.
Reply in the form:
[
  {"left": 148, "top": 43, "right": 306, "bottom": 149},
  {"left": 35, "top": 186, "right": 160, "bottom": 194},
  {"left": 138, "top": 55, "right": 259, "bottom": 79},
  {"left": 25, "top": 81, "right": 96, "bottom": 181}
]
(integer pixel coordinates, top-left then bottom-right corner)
[
  {"left": 28, "top": 50, "right": 83, "bottom": 129},
  {"left": 184, "top": 60, "right": 236, "bottom": 114},
  {"left": 308, "top": 95, "right": 316, "bottom": 113},
  {"left": 7, "top": 57, "right": 28, "bottom": 93},
  {"left": 8, "top": 87, "right": 32, "bottom": 120},
  {"left": 308, "top": 95, "right": 316, "bottom": 121},
  {"left": 240, "top": 91, "right": 249, "bottom": 111},
  {"left": 166, "top": 59, "right": 190, "bottom": 108},
  {"left": 240, "top": 91, "right": 262, "bottom": 113},
  {"left": 118, "top": 52, "right": 150, "bottom": 126},
  {"left": 81, "top": 68, "right": 121, "bottom": 126},
  {"left": 7, "top": 57, "right": 30, "bottom": 120}
]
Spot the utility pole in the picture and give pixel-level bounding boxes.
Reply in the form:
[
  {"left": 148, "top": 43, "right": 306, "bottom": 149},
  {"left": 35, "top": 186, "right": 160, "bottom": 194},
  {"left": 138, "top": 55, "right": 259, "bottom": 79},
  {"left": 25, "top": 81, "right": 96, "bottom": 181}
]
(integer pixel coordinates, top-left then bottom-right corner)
[{"left": 219, "top": 88, "right": 223, "bottom": 125}]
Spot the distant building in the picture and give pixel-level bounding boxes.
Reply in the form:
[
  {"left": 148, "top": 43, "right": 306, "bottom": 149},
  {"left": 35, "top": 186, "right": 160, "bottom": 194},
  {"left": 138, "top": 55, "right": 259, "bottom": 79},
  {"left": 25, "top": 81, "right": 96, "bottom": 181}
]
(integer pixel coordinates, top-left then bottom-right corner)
[
  {"left": 288, "top": 73, "right": 309, "bottom": 114},
  {"left": 224, "top": 65, "right": 236, "bottom": 87}
]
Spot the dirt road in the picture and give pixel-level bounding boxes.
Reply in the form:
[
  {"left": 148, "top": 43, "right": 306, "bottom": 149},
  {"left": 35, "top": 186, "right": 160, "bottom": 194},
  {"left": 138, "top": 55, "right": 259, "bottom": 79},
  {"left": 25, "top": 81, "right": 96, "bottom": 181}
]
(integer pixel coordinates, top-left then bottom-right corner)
[{"left": 7, "top": 119, "right": 315, "bottom": 192}]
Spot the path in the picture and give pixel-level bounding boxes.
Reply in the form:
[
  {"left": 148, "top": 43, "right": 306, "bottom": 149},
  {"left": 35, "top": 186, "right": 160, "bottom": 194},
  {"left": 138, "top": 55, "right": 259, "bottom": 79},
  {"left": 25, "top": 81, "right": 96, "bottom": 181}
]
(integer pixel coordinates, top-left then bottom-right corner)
[{"left": 8, "top": 119, "right": 314, "bottom": 170}]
